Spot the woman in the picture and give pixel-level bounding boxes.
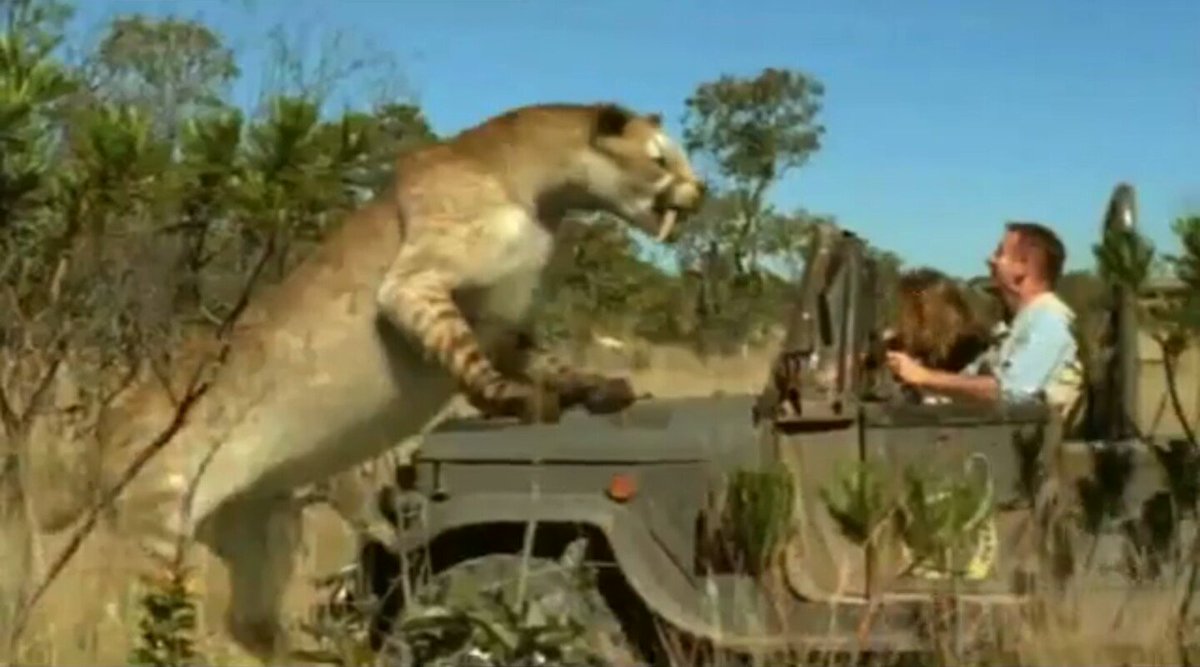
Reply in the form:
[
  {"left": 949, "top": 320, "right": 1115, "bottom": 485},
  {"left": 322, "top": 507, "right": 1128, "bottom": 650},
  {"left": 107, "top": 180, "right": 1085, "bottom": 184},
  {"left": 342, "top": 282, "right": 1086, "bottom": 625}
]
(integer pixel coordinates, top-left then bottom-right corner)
[{"left": 882, "top": 268, "right": 997, "bottom": 403}]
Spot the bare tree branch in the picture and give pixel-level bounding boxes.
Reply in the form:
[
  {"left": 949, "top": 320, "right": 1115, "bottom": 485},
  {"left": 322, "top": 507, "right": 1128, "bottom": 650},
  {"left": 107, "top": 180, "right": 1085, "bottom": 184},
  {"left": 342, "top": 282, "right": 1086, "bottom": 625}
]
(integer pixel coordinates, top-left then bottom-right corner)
[
  {"left": 146, "top": 351, "right": 179, "bottom": 406},
  {"left": 0, "top": 384, "right": 16, "bottom": 439},
  {"left": 1158, "top": 336, "right": 1199, "bottom": 447},
  {"left": 5, "top": 236, "right": 275, "bottom": 647},
  {"left": 97, "top": 341, "right": 142, "bottom": 409},
  {"left": 6, "top": 366, "right": 212, "bottom": 646},
  {"left": 14, "top": 337, "right": 67, "bottom": 431},
  {"left": 218, "top": 230, "right": 275, "bottom": 338}
]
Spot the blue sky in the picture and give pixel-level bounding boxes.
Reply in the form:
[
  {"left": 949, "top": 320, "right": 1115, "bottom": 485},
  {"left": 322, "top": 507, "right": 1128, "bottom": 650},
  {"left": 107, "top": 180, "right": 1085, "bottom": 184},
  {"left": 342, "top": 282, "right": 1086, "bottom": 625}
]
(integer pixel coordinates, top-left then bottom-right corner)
[{"left": 72, "top": 0, "right": 1198, "bottom": 278}]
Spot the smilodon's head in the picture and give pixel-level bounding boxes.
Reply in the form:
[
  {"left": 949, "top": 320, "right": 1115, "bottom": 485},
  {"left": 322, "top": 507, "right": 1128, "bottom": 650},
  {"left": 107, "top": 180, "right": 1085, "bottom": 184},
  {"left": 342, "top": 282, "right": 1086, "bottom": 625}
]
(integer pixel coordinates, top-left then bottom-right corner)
[{"left": 565, "top": 103, "right": 707, "bottom": 242}]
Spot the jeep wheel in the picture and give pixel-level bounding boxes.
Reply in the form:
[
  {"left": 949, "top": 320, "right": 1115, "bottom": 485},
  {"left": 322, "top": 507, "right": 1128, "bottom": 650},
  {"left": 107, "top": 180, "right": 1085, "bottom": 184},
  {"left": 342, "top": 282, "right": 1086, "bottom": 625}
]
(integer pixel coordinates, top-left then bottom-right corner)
[{"left": 362, "top": 526, "right": 664, "bottom": 667}]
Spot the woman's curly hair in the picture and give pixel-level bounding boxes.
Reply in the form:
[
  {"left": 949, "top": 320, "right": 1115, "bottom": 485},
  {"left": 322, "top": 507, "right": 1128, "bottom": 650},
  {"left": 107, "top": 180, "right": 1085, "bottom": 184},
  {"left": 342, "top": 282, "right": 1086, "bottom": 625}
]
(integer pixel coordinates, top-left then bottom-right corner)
[{"left": 889, "top": 267, "right": 995, "bottom": 372}]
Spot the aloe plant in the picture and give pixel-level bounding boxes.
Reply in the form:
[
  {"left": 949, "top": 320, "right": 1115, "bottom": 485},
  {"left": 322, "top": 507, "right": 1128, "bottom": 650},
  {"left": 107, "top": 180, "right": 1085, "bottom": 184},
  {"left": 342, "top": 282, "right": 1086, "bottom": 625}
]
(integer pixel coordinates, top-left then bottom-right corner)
[
  {"left": 380, "top": 540, "right": 609, "bottom": 667},
  {"left": 895, "top": 458, "right": 995, "bottom": 579},
  {"left": 818, "top": 459, "right": 895, "bottom": 547},
  {"left": 724, "top": 464, "right": 796, "bottom": 575}
]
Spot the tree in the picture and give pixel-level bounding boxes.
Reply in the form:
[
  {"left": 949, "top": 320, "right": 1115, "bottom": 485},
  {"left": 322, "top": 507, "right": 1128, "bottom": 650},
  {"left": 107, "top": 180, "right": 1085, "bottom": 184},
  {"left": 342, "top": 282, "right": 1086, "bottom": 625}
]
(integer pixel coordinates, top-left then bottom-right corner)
[
  {"left": 86, "top": 14, "right": 239, "bottom": 143},
  {"left": 331, "top": 101, "right": 437, "bottom": 195},
  {"left": 680, "top": 66, "right": 826, "bottom": 277},
  {"left": 759, "top": 207, "right": 834, "bottom": 282},
  {"left": 0, "top": 2, "right": 78, "bottom": 644},
  {"left": 538, "top": 213, "right": 687, "bottom": 346},
  {"left": 1096, "top": 213, "right": 1200, "bottom": 444},
  {"left": 676, "top": 67, "right": 827, "bottom": 349},
  {"left": 0, "top": 5, "right": 442, "bottom": 657}
]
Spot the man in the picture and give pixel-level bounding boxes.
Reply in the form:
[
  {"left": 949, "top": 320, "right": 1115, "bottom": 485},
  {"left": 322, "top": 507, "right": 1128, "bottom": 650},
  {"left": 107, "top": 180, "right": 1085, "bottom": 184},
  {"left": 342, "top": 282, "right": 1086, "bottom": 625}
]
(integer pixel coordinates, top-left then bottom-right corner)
[{"left": 886, "top": 221, "right": 1084, "bottom": 415}]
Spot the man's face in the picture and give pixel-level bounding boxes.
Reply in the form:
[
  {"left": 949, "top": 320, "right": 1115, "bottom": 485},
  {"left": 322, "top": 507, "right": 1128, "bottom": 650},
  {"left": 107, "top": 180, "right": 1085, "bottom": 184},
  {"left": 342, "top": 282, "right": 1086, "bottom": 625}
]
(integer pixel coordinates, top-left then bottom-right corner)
[{"left": 987, "top": 231, "right": 1027, "bottom": 298}]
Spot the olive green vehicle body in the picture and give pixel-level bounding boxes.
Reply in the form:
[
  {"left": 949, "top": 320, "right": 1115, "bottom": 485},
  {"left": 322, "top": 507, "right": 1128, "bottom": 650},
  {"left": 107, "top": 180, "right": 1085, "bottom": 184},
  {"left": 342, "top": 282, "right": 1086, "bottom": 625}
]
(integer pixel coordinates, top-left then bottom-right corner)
[{"left": 348, "top": 183, "right": 1190, "bottom": 654}]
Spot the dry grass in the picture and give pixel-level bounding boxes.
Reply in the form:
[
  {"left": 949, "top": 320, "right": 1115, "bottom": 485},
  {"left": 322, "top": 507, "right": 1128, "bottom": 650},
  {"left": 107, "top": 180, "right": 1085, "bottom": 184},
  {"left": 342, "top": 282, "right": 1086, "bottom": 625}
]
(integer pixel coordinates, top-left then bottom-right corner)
[
  {"left": 14, "top": 505, "right": 366, "bottom": 665},
  {"left": 8, "top": 340, "right": 777, "bottom": 665},
  {"left": 9, "top": 339, "right": 1200, "bottom": 666}
]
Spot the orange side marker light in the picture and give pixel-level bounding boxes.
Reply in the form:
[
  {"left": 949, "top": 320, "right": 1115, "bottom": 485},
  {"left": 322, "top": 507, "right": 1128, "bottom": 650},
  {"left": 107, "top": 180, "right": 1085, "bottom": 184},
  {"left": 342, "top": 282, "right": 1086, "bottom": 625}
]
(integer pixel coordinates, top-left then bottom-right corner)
[{"left": 607, "top": 473, "right": 637, "bottom": 502}]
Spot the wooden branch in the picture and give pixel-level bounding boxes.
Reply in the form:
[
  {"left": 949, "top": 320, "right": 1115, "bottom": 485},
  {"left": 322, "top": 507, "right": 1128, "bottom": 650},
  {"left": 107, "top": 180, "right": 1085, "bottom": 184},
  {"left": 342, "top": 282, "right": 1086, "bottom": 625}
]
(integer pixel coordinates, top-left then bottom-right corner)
[
  {"left": 6, "top": 226, "right": 279, "bottom": 646},
  {"left": 6, "top": 368, "right": 213, "bottom": 646},
  {"left": 2, "top": 284, "right": 29, "bottom": 332},
  {"left": 197, "top": 231, "right": 242, "bottom": 269},
  {"left": 97, "top": 361, "right": 140, "bottom": 416},
  {"left": 147, "top": 352, "right": 178, "bottom": 406},
  {"left": 47, "top": 257, "right": 67, "bottom": 306},
  {"left": 15, "top": 337, "right": 67, "bottom": 432},
  {"left": 197, "top": 303, "right": 224, "bottom": 327},
  {"left": 97, "top": 341, "right": 142, "bottom": 409},
  {"left": 0, "top": 386, "right": 16, "bottom": 440},
  {"left": 1158, "top": 334, "right": 1198, "bottom": 447},
  {"left": 217, "top": 231, "right": 276, "bottom": 339}
]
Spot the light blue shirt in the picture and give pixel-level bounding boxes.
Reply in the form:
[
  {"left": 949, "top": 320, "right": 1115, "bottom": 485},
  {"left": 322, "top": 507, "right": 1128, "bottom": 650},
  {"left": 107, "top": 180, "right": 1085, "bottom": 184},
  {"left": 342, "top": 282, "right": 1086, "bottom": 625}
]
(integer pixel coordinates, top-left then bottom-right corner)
[{"left": 966, "top": 292, "right": 1084, "bottom": 410}]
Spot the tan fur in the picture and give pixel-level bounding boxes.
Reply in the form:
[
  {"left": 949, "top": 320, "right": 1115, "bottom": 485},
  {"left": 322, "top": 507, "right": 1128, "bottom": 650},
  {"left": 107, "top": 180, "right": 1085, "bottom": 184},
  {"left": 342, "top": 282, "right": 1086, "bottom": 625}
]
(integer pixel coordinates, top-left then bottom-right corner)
[
  {"left": 54, "top": 102, "right": 704, "bottom": 662},
  {"left": 375, "top": 103, "right": 703, "bottom": 418}
]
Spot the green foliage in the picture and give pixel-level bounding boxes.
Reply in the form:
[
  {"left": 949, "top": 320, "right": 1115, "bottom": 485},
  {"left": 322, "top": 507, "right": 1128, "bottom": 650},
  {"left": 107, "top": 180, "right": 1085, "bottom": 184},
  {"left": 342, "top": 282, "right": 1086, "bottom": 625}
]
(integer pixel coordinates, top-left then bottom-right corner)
[
  {"left": 896, "top": 458, "right": 994, "bottom": 577},
  {"left": 722, "top": 465, "right": 796, "bottom": 574},
  {"left": 71, "top": 103, "right": 170, "bottom": 210},
  {"left": 241, "top": 95, "right": 346, "bottom": 244},
  {"left": 818, "top": 457, "right": 996, "bottom": 579},
  {"left": 88, "top": 13, "right": 239, "bottom": 137},
  {"left": 672, "top": 67, "right": 837, "bottom": 347},
  {"left": 1170, "top": 215, "right": 1200, "bottom": 291},
  {"left": 539, "top": 214, "right": 692, "bottom": 344},
  {"left": 128, "top": 568, "right": 202, "bottom": 667},
  {"left": 1087, "top": 203, "right": 1200, "bottom": 602},
  {"left": 682, "top": 67, "right": 825, "bottom": 189},
  {"left": 1159, "top": 216, "right": 1200, "bottom": 338},
  {"left": 0, "top": 6, "right": 446, "bottom": 655},
  {"left": 336, "top": 541, "right": 612, "bottom": 667},
  {"left": 1095, "top": 212, "right": 1200, "bottom": 381},
  {"left": 354, "top": 102, "right": 437, "bottom": 191},
  {"left": 818, "top": 460, "right": 894, "bottom": 546},
  {"left": 679, "top": 66, "right": 827, "bottom": 279},
  {"left": 0, "top": 19, "right": 75, "bottom": 228},
  {"left": 1095, "top": 224, "right": 1155, "bottom": 292},
  {"left": 13, "top": 2, "right": 1200, "bottom": 663},
  {"left": 1, "top": 0, "right": 74, "bottom": 56},
  {"left": 395, "top": 587, "right": 601, "bottom": 667}
]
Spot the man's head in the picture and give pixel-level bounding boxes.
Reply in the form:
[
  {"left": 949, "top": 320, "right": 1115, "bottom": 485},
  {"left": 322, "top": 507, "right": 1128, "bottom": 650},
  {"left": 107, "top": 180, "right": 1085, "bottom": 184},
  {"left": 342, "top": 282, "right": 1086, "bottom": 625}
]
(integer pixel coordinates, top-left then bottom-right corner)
[{"left": 987, "top": 221, "right": 1066, "bottom": 306}]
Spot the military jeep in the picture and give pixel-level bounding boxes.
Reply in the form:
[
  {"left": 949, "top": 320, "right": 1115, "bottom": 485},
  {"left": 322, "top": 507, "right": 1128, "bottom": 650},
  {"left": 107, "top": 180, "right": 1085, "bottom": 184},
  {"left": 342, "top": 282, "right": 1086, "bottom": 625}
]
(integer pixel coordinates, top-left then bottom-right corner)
[{"left": 318, "top": 183, "right": 1194, "bottom": 664}]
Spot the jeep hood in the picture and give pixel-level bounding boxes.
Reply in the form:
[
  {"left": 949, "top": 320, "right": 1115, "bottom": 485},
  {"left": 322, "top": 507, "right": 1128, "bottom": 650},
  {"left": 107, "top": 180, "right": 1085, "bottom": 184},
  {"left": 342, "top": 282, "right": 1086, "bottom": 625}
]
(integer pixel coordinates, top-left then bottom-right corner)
[{"left": 418, "top": 394, "right": 761, "bottom": 465}]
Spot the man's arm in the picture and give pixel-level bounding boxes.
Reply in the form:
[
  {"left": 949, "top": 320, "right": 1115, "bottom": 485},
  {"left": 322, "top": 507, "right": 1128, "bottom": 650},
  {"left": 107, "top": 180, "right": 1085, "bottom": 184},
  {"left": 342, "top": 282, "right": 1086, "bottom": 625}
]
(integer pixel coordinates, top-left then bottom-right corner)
[{"left": 887, "top": 306, "right": 1076, "bottom": 404}]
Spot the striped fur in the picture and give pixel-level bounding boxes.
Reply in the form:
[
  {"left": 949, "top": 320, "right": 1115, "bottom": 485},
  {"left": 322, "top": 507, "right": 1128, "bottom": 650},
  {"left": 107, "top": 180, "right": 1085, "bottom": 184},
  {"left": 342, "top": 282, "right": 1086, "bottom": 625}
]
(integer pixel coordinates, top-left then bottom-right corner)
[{"left": 374, "top": 103, "right": 704, "bottom": 421}]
